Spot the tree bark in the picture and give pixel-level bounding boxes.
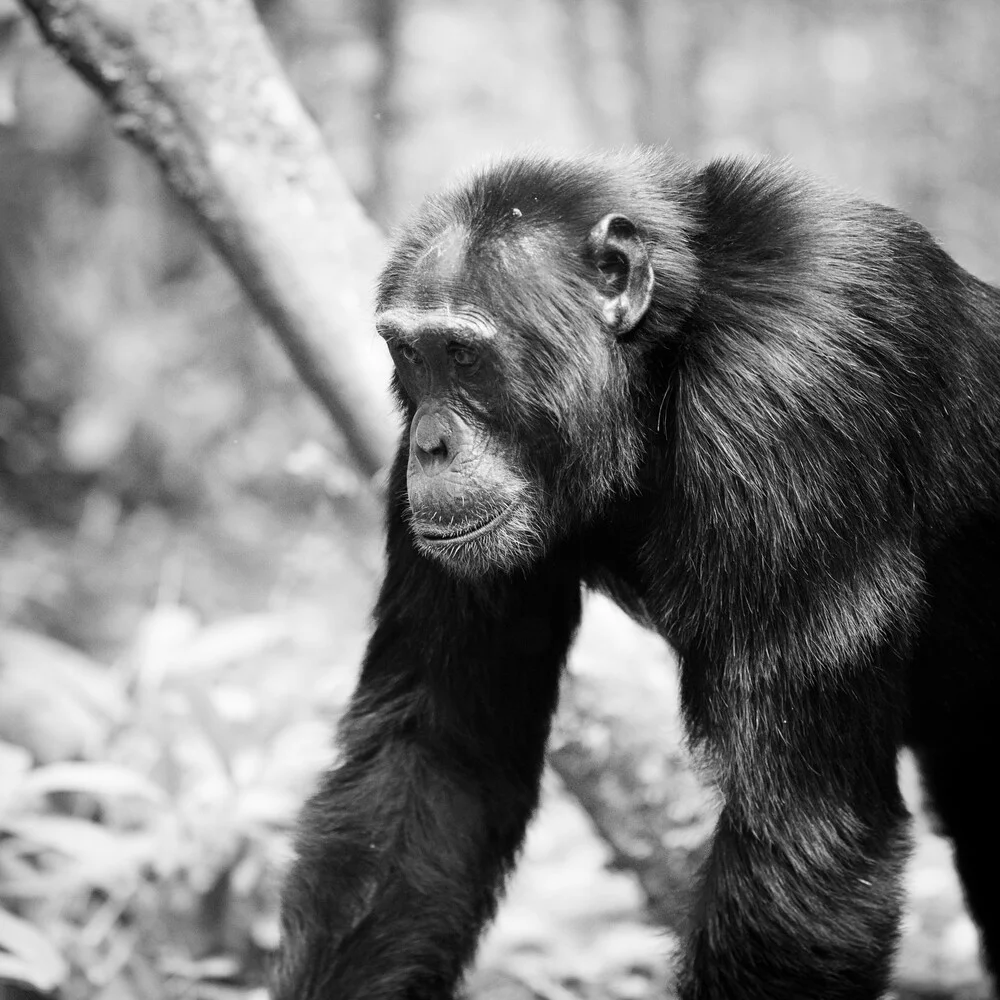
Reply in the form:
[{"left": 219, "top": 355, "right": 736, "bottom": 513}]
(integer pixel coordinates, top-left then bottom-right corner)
[
  {"left": 18, "top": 0, "right": 397, "bottom": 479},
  {"left": 555, "top": 595, "right": 716, "bottom": 929}
]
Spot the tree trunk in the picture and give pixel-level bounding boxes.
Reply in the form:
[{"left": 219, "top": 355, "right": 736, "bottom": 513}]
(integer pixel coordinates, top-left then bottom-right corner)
[{"left": 18, "top": 0, "right": 397, "bottom": 479}]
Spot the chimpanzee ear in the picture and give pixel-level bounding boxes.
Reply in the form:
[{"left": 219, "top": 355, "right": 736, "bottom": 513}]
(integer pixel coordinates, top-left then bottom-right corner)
[{"left": 587, "top": 213, "right": 654, "bottom": 338}]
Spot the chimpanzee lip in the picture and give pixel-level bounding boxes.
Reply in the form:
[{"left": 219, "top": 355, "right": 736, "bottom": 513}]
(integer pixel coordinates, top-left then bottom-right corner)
[{"left": 415, "top": 504, "right": 514, "bottom": 544}]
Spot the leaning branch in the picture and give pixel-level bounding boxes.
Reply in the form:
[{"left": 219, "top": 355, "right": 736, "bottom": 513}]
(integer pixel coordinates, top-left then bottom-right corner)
[{"left": 18, "top": 0, "right": 397, "bottom": 477}]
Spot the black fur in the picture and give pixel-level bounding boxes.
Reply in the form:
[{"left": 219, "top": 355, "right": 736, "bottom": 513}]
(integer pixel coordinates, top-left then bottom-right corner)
[{"left": 274, "top": 149, "right": 1000, "bottom": 1000}]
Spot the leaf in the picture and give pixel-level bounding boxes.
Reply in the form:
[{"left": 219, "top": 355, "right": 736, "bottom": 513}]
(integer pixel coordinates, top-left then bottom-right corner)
[
  {"left": 0, "top": 741, "right": 32, "bottom": 786},
  {"left": 0, "top": 628, "right": 126, "bottom": 762},
  {"left": 2, "top": 815, "right": 121, "bottom": 857},
  {"left": 19, "top": 761, "right": 165, "bottom": 803},
  {"left": 165, "top": 614, "right": 290, "bottom": 675},
  {"left": 0, "top": 629, "right": 126, "bottom": 720},
  {"left": 0, "top": 908, "right": 68, "bottom": 992},
  {"left": 173, "top": 680, "right": 238, "bottom": 776},
  {"left": 1, "top": 816, "right": 155, "bottom": 883}
]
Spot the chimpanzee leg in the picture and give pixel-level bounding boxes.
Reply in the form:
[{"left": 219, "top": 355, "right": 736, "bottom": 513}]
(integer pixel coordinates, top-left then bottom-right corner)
[
  {"left": 916, "top": 737, "right": 1000, "bottom": 978},
  {"left": 908, "top": 533, "right": 1000, "bottom": 979},
  {"left": 274, "top": 500, "right": 583, "bottom": 1000},
  {"left": 910, "top": 655, "right": 1000, "bottom": 977},
  {"left": 678, "top": 649, "right": 911, "bottom": 1000}
]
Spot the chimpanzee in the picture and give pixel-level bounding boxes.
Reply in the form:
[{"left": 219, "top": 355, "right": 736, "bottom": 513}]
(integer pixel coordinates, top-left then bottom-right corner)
[{"left": 273, "top": 149, "right": 1000, "bottom": 1000}]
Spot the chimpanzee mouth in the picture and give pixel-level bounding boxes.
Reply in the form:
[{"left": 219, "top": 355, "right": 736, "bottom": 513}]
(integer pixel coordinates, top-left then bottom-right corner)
[{"left": 414, "top": 505, "right": 515, "bottom": 545}]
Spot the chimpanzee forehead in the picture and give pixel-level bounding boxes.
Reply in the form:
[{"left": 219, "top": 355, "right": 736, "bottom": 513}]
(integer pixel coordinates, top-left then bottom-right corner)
[
  {"left": 404, "top": 225, "right": 473, "bottom": 302},
  {"left": 380, "top": 218, "right": 563, "bottom": 320}
]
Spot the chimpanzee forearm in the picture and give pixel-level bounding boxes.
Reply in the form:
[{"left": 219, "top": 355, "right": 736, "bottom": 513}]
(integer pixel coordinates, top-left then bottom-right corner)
[
  {"left": 274, "top": 496, "right": 583, "bottom": 1000},
  {"left": 681, "top": 803, "right": 910, "bottom": 1000},
  {"left": 678, "top": 645, "right": 911, "bottom": 1000},
  {"left": 275, "top": 731, "right": 535, "bottom": 1000}
]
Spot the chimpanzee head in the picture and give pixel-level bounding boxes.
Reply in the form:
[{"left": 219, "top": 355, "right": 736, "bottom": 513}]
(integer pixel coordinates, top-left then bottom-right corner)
[{"left": 375, "top": 154, "right": 699, "bottom": 577}]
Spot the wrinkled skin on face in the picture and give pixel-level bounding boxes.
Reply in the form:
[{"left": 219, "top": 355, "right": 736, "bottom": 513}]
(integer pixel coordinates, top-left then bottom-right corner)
[
  {"left": 376, "top": 302, "right": 543, "bottom": 578},
  {"left": 375, "top": 185, "right": 667, "bottom": 578},
  {"left": 401, "top": 383, "right": 540, "bottom": 577}
]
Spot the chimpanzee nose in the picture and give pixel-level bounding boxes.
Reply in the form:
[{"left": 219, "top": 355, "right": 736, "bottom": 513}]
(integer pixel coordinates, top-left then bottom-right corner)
[{"left": 413, "top": 411, "right": 451, "bottom": 473}]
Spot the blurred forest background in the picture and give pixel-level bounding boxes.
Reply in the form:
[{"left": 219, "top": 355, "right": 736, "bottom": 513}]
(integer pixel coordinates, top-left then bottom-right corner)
[{"left": 0, "top": 1, "right": 998, "bottom": 998}]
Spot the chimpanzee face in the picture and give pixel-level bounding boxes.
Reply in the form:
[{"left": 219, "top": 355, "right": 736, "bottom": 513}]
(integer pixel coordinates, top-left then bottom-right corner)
[{"left": 375, "top": 208, "right": 655, "bottom": 578}]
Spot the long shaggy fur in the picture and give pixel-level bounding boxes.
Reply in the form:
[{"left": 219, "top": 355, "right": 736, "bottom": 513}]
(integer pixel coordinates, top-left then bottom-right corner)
[{"left": 276, "top": 149, "right": 1000, "bottom": 1000}]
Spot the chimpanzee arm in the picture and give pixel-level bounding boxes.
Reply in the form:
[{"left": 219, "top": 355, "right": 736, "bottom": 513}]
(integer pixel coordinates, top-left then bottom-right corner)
[
  {"left": 274, "top": 461, "right": 583, "bottom": 1000},
  {"left": 677, "top": 563, "right": 916, "bottom": 1000}
]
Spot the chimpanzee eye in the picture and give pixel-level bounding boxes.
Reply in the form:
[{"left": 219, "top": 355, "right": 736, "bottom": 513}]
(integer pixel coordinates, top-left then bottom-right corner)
[
  {"left": 449, "top": 345, "right": 478, "bottom": 368},
  {"left": 397, "top": 343, "right": 422, "bottom": 365}
]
